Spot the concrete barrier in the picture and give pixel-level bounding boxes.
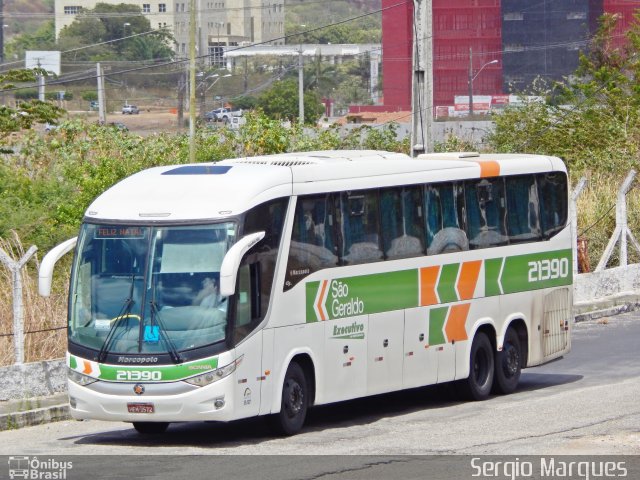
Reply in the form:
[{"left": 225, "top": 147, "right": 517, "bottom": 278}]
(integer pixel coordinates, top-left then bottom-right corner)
[
  {"left": 0, "top": 358, "right": 66, "bottom": 401},
  {"left": 575, "top": 264, "right": 640, "bottom": 308}
]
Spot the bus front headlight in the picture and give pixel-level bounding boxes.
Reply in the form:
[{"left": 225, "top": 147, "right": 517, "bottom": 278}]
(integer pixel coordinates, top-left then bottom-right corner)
[
  {"left": 68, "top": 368, "right": 98, "bottom": 386},
  {"left": 184, "top": 356, "right": 243, "bottom": 387}
]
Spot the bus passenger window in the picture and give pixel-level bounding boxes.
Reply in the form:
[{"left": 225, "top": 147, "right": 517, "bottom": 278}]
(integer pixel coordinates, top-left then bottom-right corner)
[
  {"left": 425, "top": 182, "right": 468, "bottom": 255},
  {"left": 338, "top": 190, "right": 383, "bottom": 265},
  {"left": 506, "top": 175, "right": 541, "bottom": 243},
  {"left": 242, "top": 198, "right": 288, "bottom": 324},
  {"left": 465, "top": 178, "right": 508, "bottom": 249},
  {"left": 381, "top": 187, "right": 425, "bottom": 259},
  {"left": 537, "top": 172, "right": 568, "bottom": 238},
  {"left": 285, "top": 195, "right": 338, "bottom": 290}
]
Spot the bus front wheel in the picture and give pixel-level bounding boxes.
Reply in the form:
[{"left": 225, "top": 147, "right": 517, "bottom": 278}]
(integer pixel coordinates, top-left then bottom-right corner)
[
  {"left": 133, "top": 422, "right": 169, "bottom": 434},
  {"left": 492, "top": 328, "right": 522, "bottom": 394},
  {"left": 272, "top": 362, "right": 308, "bottom": 435},
  {"left": 458, "top": 331, "right": 494, "bottom": 401}
]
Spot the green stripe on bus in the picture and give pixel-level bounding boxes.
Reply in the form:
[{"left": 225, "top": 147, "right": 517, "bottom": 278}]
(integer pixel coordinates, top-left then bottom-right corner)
[
  {"left": 69, "top": 356, "right": 77, "bottom": 370},
  {"left": 437, "top": 263, "right": 460, "bottom": 304},
  {"left": 98, "top": 357, "right": 219, "bottom": 382},
  {"left": 485, "top": 258, "right": 503, "bottom": 297},
  {"left": 429, "top": 307, "right": 448, "bottom": 345},
  {"left": 500, "top": 249, "right": 572, "bottom": 294},
  {"left": 306, "top": 281, "right": 320, "bottom": 322},
  {"left": 305, "top": 249, "right": 572, "bottom": 322}
]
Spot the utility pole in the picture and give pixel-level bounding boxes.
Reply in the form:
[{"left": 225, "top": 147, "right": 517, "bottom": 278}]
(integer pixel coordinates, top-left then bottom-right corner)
[
  {"left": 38, "top": 75, "right": 45, "bottom": 101},
  {"left": 0, "top": 0, "right": 4, "bottom": 65},
  {"left": 97, "top": 63, "right": 106, "bottom": 124},
  {"left": 243, "top": 57, "right": 248, "bottom": 93},
  {"left": 298, "top": 47, "right": 304, "bottom": 126},
  {"left": 177, "top": 69, "right": 185, "bottom": 127},
  {"left": 189, "top": 0, "right": 197, "bottom": 163},
  {"left": 468, "top": 47, "right": 473, "bottom": 117},
  {"left": 410, "top": 0, "right": 433, "bottom": 157}
]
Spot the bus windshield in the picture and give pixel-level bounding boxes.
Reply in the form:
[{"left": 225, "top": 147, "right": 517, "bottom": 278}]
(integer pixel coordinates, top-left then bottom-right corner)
[{"left": 69, "top": 223, "right": 237, "bottom": 357}]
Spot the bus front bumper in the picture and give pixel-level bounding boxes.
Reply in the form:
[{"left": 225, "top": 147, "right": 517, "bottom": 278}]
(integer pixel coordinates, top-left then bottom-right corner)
[{"left": 67, "top": 376, "right": 238, "bottom": 423}]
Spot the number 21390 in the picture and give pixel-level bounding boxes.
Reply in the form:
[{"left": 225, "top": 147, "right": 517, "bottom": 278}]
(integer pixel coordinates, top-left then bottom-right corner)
[{"left": 528, "top": 258, "right": 569, "bottom": 282}]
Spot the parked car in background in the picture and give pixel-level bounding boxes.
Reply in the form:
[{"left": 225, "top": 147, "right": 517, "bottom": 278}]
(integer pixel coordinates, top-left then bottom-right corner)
[
  {"left": 204, "top": 107, "right": 243, "bottom": 122},
  {"left": 89, "top": 100, "right": 99, "bottom": 111},
  {"left": 122, "top": 105, "right": 140, "bottom": 114}
]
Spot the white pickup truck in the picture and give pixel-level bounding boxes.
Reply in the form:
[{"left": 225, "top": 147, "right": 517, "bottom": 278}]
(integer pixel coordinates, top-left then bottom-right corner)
[{"left": 206, "top": 107, "right": 243, "bottom": 122}]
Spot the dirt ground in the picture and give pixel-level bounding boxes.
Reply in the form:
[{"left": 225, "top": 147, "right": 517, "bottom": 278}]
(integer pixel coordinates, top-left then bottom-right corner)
[{"left": 70, "top": 110, "right": 189, "bottom": 135}]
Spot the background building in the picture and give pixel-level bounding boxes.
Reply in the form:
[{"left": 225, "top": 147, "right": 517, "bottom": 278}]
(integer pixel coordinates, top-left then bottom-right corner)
[
  {"left": 374, "top": 0, "right": 640, "bottom": 114},
  {"left": 55, "top": 0, "right": 174, "bottom": 36},
  {"left": 55, "top": 0, "right": 285, "bottom": 63}
]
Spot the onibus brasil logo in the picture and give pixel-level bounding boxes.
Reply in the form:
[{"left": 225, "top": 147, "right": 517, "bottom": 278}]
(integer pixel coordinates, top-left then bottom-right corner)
[{"left": 8, "top": 456, "right": 73, "bottom": 479}]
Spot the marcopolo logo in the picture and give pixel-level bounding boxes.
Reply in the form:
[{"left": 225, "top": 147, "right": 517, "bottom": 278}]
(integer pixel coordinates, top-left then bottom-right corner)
[
  {"left": 332, "top": 321, "right": 365, "bottom": 340},
  {"left": 8, "top": 456, "right": 73, "bottom": 479}
]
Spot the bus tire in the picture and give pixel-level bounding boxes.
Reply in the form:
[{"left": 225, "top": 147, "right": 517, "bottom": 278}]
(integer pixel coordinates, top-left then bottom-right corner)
[
  {"left": 492, "top": 328, "right": 522, "bottom": 395},
  {"left": 133, "top": 422, "right": 169, "bottom": 434},
  {"left": 458, "top": 331, "right": 494, "bottom": 401},
  {"left": 271, "top": 362, "right": 308, "bottom": 436}
]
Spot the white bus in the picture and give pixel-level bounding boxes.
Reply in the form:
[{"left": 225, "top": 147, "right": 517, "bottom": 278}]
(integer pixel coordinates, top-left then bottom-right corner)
[{"left": 39, "top": 150, "right": 572, "bottom": 435}]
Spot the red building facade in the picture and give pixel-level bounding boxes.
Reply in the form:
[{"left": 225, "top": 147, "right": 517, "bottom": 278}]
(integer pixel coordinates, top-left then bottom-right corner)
[
  {"left": 433, "top": 0, "right": 502, "bottom": 107},
  {"left": 369, "top": 0, "right": 640, "bottom": 114}
]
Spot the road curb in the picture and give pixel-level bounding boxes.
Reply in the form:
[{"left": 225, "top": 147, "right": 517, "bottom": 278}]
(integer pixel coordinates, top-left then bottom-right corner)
[
  {"left": 0, "top": 404, "right": 70, "bottom": 431},
  {"left": 574, "top": 302, "right": 640, "bottom": 323}
]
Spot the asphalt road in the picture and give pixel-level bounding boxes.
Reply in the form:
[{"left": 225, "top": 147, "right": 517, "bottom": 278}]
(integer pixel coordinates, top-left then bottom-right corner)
[{"left": 0, "top": 313, "right": 638, "bottom": 462}]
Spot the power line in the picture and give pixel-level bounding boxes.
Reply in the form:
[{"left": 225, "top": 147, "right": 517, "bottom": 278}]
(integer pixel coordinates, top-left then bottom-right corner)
[{"left": 0, "top": 1, "right": 406, "bottom": 93}]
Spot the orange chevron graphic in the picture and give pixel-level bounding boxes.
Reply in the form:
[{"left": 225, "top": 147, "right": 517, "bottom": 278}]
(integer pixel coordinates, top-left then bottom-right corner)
[
  {"left": 420, "top": 266, "right": 440, "bottom": 306},
  {"left": 316, "top": 280, "right": 329, "bottom": 321},
  {"left": 83, "top": 360, "right": 92, "bottom": 375},
  {"left": 457, "top": 260, "right": 482, "bottom": 300},
  {"left": 445, "top": 303, "right": 470, "bottom": 342}
]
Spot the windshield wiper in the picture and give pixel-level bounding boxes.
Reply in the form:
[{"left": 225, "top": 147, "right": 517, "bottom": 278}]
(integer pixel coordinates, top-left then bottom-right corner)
[
  {"left": 149, "top": 301, "right": 183, "bottom": 364},
  {"left": 97, "top": 274, "right": 138, "bottom": 363}
]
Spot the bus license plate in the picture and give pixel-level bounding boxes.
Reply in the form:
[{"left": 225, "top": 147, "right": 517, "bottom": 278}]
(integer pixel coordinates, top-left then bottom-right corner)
[{"left": 127, "top": 403, "right": 154, "bottom": 414}]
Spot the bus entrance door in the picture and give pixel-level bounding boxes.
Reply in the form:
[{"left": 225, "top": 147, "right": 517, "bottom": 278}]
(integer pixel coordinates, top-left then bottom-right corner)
[{"left": 324, "top": 315, "right": 367, "bottom": 403}]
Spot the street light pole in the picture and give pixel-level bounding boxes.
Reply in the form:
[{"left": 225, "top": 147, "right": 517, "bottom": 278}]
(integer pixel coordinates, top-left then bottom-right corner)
[
  {"left": 189, "top": 0, "right": 196, "bottom": 163},
  {"left": 468, "top": 48, "right": 498, "bottom": 117},
  {"left": 298, "top": 46, "right": 304, "bottom": 126}
]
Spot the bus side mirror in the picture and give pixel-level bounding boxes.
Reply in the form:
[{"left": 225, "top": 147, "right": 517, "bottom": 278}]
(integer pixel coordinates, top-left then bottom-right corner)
[
  {"left": 38, "top": 237, "right": 78, "bottom": 297},
  {"left": 219, "top": 231, "right": 265, "bottom": 297}
]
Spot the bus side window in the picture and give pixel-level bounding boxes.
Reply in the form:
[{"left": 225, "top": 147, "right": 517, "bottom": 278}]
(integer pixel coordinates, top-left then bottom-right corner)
[
  {"left": 537, "top": 172, "right": 568, "bottom": 238},
  {"left": 465, "top": 178, "right": 508, "bottom": 249},
  {"left": 506, "top": 175, "right": 542, "bottom": 243},
  {"left": 237, "top": 198, "right": 288, "bottom": 341},
  {"left": 339, "top": 190, "right": 383, "bottom": 265},
  {"left": 285, "top": 195, "right": 338, "bottom": 290},
  {"left": 425, "top": 182, "right": 468, "bottom": 255},
  {"left": 381, "top": 187, "right": 425, "bottom": 259}
]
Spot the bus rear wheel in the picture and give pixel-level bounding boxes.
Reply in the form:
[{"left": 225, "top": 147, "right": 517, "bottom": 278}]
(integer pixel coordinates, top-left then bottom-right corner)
[
  {"left": 133, "top": 422, "right": 169, "bottom": 434},
  {"left": 271, "top": 362, "right": 308, "bottom": 436},
  {"left": 492, "top": 328, "right": 522, "bottom": 394},
  {"left": 458, "top": 331, "right": 494, "bottom": 401}
]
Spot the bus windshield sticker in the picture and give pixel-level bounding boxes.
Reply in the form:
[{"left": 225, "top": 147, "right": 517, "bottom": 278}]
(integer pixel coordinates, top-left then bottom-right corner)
[
  {"left": 94, "top": 226, "right": 146, "bottom": 240},
  {"left": 143, "top": 325, "right": 160, "bottom": 343}
]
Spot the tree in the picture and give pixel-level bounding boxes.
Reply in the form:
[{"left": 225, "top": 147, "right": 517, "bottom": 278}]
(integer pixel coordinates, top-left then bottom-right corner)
[
  {"left": 5, "top": 20, "right": 56, "bottom": 62},
  {"left": 488, "top": 12, "right": 640, "bottom": 174},
  {"left": 257, "top": 79, "right": 324, "bottom": 124},
  {"left": 0, "top": 68, "right": 64, "bottom": 145},
  {"left": 58, "top": 3, "right": 174, "bottom": 61}
]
